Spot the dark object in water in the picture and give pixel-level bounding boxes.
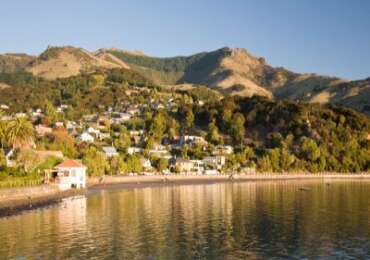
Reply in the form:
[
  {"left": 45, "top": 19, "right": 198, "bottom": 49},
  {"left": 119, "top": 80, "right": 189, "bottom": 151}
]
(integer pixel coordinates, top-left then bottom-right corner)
[{"left": 299, "top": 187, "right": 311, "bottom": 191}]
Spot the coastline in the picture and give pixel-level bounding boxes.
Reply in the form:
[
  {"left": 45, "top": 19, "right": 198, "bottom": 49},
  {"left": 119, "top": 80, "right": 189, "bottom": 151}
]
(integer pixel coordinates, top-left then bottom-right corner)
[{"left": 1, "top": 173, "right": 370, "bottom": 217}]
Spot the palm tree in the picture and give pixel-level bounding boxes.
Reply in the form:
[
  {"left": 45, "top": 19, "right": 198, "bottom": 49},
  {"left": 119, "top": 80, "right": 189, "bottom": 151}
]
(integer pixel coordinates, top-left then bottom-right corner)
[
  {"left": 0, "top": 110, "right": 7, "bottom": 148},
  {"left": 6, "top": 117, "right": 34, "bottom": 149}
]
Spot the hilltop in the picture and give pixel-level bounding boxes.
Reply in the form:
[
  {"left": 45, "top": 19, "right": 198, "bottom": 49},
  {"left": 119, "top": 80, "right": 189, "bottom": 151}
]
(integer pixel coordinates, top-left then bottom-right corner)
[{"left": 25, "top": 46, "right": 127, "bottom": 80}]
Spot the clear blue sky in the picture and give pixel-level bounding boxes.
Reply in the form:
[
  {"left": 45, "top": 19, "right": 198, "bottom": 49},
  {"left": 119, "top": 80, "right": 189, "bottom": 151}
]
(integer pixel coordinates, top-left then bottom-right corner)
[{"left": 1, "top": 0, "right": 369, "bottom": 80}]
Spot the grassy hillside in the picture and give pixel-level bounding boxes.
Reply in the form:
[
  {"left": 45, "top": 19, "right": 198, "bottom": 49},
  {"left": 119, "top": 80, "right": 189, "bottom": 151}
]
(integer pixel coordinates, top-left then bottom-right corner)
[
  {"left": 26, "top": 46, "right": 126, "bottom": 80},
  {"left": 107, "top": 47, "right": 370, "bottom": 114},
  {"left": 106, "top": 49, "right": 209, "bottom": 84},
  {"left": 0, "top": 54, "right": 34, "bottom": 73}
]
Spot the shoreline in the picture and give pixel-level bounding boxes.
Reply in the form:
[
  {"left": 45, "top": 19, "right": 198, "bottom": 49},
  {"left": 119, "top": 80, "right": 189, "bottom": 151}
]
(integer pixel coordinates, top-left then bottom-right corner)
[{"left": 1, "top": 173, "right": 370, "bottom": 217}]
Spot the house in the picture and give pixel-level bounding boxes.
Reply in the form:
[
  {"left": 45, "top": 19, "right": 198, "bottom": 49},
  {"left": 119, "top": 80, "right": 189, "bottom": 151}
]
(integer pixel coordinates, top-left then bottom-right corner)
[
  {"left": 87, "top": 127, "right": 100, "bottom": 135},
  {"left": 0, "top": 104, "right": 9, "bottom": 110},
  {"left": 127, "top": 147, "right": 142, "bottom": 155},
  {"left": 55, "top": 121, "right": 64, "bottom": 128},
  {"left": 174, "top": 158, "right": 194, "bottom": 173},
  {"left": 102, "top": 146, "right": 118, "bottom": 158},
  {"left": 141, "top": 158, "right": 152, "bottom": 170},
  {"left": 45, "top": 159, "right": 87, "bottom": 190},
  {"left": 112, "top": 112, "right": 131, "bottom": 123},
  {"left": 203, "top": 156, "right": 226, "bottom": 170},
  {"left": 97, "top": 132, "right": 110, "bottom": 141},
  {"left": 4, "top": 148, "right": 14, "bottom": 167},
  {"left": 15, "top": 112, "right": 27, "bottom": 118},
  {"left": 79, "top": 132, "right": 94, "bottom": 142},
  {"left": 190, "top": 160, "right": 205, "bottom": 174},
  {"left": 180, "top": 135, "right": 207, "bottom": 146},
  {"left": 212, "top": 145, "right": 234, "bottom": 155}
]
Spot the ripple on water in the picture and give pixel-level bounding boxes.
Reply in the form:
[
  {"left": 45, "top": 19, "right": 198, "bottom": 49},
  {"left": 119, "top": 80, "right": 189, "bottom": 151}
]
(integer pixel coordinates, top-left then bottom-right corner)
[{"left": 0, "top": 181, "right": 370, "bottom": 259}]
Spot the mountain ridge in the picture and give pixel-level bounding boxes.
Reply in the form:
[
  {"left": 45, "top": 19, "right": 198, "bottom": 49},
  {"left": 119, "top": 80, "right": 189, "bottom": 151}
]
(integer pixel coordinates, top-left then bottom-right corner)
[{"left": 0, "top": 45, "right": 369, "bottom": 115}]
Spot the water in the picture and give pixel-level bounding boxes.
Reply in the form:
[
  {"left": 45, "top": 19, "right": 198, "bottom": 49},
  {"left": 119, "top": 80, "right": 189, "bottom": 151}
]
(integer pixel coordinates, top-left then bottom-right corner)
[{"left": 0, "top": 180, "right": 370, "bottom": 259}]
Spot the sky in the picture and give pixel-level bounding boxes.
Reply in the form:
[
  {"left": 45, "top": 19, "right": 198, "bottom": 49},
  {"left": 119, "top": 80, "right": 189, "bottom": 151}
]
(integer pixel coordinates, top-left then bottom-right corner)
[{"left": 0, "top": 0, "right": 369, "bottom": 80}]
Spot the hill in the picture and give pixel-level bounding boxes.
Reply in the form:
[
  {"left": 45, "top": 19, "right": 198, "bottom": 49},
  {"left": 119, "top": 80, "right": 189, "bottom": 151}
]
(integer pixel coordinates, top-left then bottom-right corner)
[
  {"left": 0, "top": 45, "right": 368, "bottom": 115},
  {"left": 104, "top": 47, "right": 369, "bottom": 114},
  {"left": 25, "top": 46, "right": 127, "bottom": 80},
  {"left": 0, "top": 53, "right": 34, "bottom": 73}
]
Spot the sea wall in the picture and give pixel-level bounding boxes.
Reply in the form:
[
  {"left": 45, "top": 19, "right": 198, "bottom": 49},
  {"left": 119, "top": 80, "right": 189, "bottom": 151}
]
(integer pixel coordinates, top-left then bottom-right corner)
[
  {"left": 88, "top": 173, "right": 370, "bottom": 187},
  {"left": 0, "top": 185, "right": 60, "bottom": 203}
]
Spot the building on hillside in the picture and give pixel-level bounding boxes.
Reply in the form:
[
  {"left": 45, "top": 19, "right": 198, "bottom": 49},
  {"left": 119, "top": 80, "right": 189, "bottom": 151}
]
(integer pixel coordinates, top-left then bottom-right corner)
[
  {"left": 102, "top": 146, "right": 119, "bottom": 158},
  {"left": 78, "top": 132, "right": 94, "bottom": 142},
  {"left": 203, "top": 156, "right": 226, "bottom": 170},
  {"left": 55, "top": 121, "right": 64, "bottom": 128},
  {"left": 212, "top": 145, "right": 234, "bottom": 155},
  {"left": 87, "top": 127, "right": 100, "bottom": 135},
  {"left": 4, "top": 148, "right": 14, "bottom": 167},
  {"left": 97, "top": 132, "right": 110, "bottom": 141},
  {"left": 0, "top": 104, "right": 9, "bottom": 110},
  {"left": 180, "top": 135, "right": 208, "bottom": 146},
  {"left": 174, "top": 158, "right": 194, "bottom": 173},
  {"left": 127, "top": 147, "right": 142, "bottom": 155},
  {"left": 45, "top": 159, "right": 87, "bottom": 190},
  {"left": 141, "top": 158, "right": 152, "bottom": 171},
  {"left": 190, "top": 160, "right": 205, "bottom": 175}
]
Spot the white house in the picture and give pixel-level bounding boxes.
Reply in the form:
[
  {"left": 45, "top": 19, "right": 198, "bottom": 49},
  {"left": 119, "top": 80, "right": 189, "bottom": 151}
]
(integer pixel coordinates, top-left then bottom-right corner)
[
  {"left": 79, "top": 132, "right": 94, "bottom": 142},
  {"left": 87, "top": 127, "right": 100, "bottom": 135},
  {"left": 46, "top": 159, "right": 87, "bottom": 190},
  {"left": 127, "top": 147, "right": 142, "bottom": 155},
  {"left": 141, "top": 158, "right": 152, "bottom": 170},
  {"left": 102, "top": 146, "right": 119, "bottom": 158}
]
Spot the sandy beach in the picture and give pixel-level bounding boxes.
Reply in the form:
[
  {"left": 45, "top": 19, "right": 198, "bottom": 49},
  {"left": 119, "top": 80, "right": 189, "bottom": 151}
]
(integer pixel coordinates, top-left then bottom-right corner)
[{"left": 1, "top": 173, "right": 370, "bottom": 217}]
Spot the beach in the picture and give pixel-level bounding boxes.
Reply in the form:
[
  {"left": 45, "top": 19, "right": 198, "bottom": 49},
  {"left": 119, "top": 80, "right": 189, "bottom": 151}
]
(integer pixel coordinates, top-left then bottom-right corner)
[{"left": 1, "top": 173, "right": 370, "bottom": 217}]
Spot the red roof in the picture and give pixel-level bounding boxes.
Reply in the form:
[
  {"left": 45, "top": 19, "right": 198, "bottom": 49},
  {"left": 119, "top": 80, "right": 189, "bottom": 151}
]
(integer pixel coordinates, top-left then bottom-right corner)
[{"left": 55, "top": 159, "right": 86, "bottom": 168}]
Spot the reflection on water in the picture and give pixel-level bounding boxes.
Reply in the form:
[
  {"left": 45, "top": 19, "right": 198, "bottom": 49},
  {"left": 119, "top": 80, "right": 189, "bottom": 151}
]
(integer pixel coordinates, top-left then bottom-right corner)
[{"left": 0, "top": 180, "right": 370, "bottom": 259}]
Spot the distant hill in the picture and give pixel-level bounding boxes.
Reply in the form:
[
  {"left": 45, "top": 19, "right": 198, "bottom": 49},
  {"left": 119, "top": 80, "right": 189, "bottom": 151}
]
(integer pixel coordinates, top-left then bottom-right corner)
[
  {"left": 0, "top": 53, "right": 34, "bottom": 73},
  {"left": 0, "top": 45, "right": 369, "bottom": 115},
  {"left": 104, "top": 47, "right": 369, "bottom": 115},
  {"left": 25, "top": 46, "right": 127, "bottom": 80}
]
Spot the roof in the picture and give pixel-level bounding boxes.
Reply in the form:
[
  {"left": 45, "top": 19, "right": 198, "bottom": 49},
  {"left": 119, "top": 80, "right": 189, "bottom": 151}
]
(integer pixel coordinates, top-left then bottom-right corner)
[
  {"left": 102, "top": 146, "right": 118, "bottom": 153},
  {"left": 55, "top": 159, "right": 86, "bottom": 168}
]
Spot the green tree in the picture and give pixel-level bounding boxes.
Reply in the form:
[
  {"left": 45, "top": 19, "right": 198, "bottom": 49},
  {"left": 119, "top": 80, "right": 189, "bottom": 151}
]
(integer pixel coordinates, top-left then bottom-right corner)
[
  {"left": 0, "top": 149, "right": 6, "bottom": 169},
  {"left": 206, "top": 120, "right": 223, "bottom": 145},
  {"left": 0, "top": 111, "right": 7, "bottom": 148},
  {"left": 126, "top": 155, "right": 143, "bottom": 173},
  {"left": 109, "top": 156, "right": 127, "bottom": 175},
  {"left": 148, "top": 112, "right": 166, "bottom": 142},
  {"left": 183, "top": 106, "right": 194, "bottom": 131},
  {"left": 230, "top": 113, "right": 245, "bottom": 145},
  {"left": 300, "top": 137, "right": 321, "bottom": 162},
  {"left": 114, "top": 128, "right": 131, "bottom": 152},
  {"left": 16, "top": 149, "right": 41, "bottom": 172},
  {"left": 82, "top": 146, "right": 109, "bottom": 176},
  {"left": 6, "top": 117, "right": 34, "bottom": 149},
  {"left": 44, "top": 101, "right": 58, "bottom": 125}
]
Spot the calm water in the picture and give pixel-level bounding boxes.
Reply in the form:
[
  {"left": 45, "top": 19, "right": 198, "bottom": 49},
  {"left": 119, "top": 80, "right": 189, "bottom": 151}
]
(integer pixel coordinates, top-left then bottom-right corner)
[{"left": 1, "top": 180, "right": 370, "bottom": 259}]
